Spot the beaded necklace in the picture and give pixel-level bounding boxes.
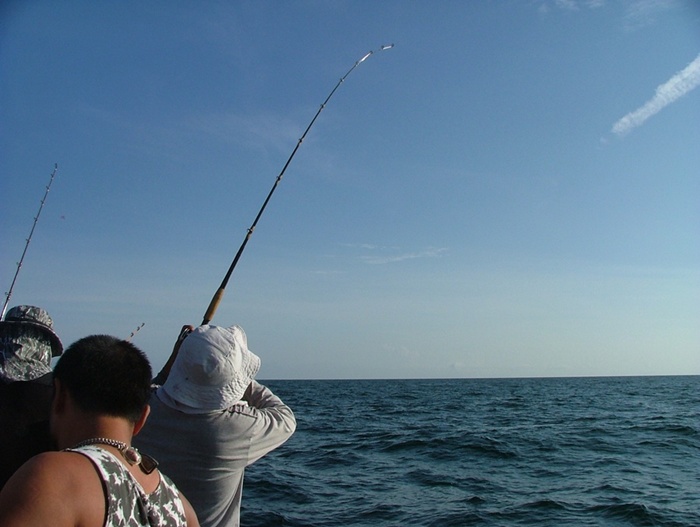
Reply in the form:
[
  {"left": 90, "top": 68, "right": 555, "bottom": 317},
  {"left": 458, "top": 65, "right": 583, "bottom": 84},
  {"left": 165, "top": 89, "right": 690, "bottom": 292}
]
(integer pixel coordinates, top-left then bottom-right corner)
[{"left": 70, "top": 437, "right": 158, "bottom": 474}]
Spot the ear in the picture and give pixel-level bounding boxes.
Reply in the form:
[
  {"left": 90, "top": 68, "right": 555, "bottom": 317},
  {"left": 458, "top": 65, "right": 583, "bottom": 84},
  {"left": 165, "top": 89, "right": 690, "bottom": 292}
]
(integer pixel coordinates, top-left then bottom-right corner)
[
  {"left": 132, "top": 404, "right": 150, "bottom": 436},
  {"left": 51, "top": 378, "right": 67, "bottom": 415}
]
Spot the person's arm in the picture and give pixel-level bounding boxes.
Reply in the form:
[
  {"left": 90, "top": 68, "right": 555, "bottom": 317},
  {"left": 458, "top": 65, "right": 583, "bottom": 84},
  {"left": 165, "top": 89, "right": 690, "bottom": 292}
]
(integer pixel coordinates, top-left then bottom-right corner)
[
  {"left": 240, "top": 380, "right": 296, "bottom": 463},
  {"left": 242, "top": 380, "right": 293, "bottom": 411},
  {"left": 0, "top": 452, "right": 102, "bottom": 526},
  {"left": 180, "top": 492, "right": 200, "bottom": 527}
]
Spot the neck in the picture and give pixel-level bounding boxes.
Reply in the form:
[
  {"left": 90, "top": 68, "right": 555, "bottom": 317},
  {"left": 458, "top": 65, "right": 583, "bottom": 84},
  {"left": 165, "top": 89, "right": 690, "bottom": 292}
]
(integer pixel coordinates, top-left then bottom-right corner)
[
  {"left": 55, "top": 412, "right": 136, "bottom": 451},
  {"left": 51, "top": 386, "right": 144, "bottom": 450}
]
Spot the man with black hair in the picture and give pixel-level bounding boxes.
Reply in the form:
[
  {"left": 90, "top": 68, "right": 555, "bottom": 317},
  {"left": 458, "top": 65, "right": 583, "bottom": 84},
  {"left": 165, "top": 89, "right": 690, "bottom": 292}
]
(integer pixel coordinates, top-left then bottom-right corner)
[{"left": 0, "top": 334, "right": 200, "bottom": 526}]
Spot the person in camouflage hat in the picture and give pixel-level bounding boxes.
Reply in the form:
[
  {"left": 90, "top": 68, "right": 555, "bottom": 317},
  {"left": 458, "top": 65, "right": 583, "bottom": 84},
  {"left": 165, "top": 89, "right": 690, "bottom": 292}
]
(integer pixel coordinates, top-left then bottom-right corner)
[
  {"left": 0, "top": 305, "right": 63, "bottom": 489},
  {"left": 0, "top": 305, "right": 63, "bottom": 382}
]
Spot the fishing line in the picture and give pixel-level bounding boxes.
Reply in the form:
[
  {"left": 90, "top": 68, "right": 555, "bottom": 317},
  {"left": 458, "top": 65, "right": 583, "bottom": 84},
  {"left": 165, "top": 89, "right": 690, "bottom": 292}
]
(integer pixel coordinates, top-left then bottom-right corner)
[
  {"left": 201, "top": 44, "right": 394, "bottom": 325},
  {"left": 2, "top": 164, "right": 58, "bottom": 320}
]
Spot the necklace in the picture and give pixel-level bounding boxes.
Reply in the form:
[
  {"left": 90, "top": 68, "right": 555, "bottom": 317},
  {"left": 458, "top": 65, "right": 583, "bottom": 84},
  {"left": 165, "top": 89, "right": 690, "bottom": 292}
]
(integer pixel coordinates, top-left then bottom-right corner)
[
  {"left": 72, "top": 437, "right": 143, "bottom": 466},
  {"left": 70, "top": 437, "right": 159, "bottom": 474}
]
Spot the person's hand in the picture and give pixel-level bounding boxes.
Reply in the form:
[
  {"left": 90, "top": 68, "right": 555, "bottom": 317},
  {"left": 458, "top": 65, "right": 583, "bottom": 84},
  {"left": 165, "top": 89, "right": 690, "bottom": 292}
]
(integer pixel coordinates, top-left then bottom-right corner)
[
  {"left": 175, "top": 325, "right": 194, "bottom": 347},
  {"left": 153, "top": 325, "right": 194, "bottom": 384},
  {"left": 169, "top": 325, "right": 194, "bottom": 364}
]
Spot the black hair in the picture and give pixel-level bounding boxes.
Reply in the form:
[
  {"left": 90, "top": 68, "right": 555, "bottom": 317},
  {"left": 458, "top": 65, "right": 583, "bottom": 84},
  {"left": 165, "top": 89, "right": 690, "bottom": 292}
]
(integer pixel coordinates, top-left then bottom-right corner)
[{"left": 52, "top": 335, "right": 152, "bottom": 423}]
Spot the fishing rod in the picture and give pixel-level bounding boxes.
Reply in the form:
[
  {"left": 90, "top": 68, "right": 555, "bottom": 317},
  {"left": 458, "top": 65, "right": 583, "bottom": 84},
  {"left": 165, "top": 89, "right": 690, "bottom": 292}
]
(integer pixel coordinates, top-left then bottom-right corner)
[
  {"left": 126, "top": 322, "right": 146, "bottom": 342},
  {"left": 200, "top": 44, "right": 394, "bottom": 326},
  {"left": 2, "top": 164, "right": 58, "bottom": 320}
]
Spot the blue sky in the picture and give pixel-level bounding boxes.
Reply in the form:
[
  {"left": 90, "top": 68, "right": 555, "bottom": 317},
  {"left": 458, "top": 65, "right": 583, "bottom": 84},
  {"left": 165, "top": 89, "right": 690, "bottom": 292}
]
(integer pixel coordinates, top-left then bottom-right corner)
[{"left": 2, "top": 1, "right": 698, "bottom": 379}]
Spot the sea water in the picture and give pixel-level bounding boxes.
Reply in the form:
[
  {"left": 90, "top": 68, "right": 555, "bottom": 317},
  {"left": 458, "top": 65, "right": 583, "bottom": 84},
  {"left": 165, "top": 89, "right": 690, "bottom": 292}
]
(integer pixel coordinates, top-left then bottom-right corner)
[{"left": 242, "top": 376, "right": 699, "bottom": 526}]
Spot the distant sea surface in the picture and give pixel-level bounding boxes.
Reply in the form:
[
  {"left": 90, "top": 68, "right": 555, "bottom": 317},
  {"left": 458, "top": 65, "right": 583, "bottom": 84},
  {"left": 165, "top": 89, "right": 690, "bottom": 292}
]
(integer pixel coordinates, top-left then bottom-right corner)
[{"left": 242, "top": 376, "right": 699, "bottom": 526}]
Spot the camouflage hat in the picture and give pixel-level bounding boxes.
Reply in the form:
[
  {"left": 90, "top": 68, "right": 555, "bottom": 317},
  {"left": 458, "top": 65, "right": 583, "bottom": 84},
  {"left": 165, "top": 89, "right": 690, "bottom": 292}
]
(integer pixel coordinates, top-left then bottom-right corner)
[{"left": 0, "top": 305, "right": 63, "bottom": 382}]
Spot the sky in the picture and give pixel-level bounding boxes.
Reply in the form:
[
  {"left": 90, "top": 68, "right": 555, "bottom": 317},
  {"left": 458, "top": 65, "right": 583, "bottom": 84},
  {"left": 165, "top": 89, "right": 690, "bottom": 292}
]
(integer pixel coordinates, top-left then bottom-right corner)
[{"left": 1, "top": 0, "right": 698, "bottom": 380}]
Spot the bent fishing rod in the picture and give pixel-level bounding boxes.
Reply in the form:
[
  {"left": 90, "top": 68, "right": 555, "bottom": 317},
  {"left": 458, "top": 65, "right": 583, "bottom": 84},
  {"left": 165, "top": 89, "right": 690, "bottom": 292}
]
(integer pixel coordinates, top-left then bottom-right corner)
[
  {"left": 2, "top": 164, "right": 58, "bottom": 320},
  {"left": 200, "top": 44, "right": 394, "bottom": 325}
]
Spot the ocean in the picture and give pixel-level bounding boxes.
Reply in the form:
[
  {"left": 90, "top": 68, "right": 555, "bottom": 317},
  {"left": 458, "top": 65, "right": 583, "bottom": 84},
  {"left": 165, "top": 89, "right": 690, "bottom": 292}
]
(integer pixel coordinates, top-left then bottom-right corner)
[{"left": 241, "top": 376, "right": 699, "bottom": 527}]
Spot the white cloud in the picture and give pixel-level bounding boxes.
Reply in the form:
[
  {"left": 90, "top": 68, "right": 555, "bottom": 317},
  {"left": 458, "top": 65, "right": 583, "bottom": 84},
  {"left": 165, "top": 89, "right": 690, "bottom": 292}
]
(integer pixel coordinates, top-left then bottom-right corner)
[
  {"left": 611, "top": 53, "right": 700, "bottom": 137},
  {"left": 341, "top": 243, "right": 397, "bottom": 251},
  {"left": 555, "top": 0, "right": 579, "bottom": 10},
  {"left": 623, "top": 0, "right": 676, "bottom": 32},
  {"left": 361, "top": 247, "right": 448, "bottom": 265},
  {"left": 541, "top": 0, "right": 605, "bottom": 12},
  {"left": 189, "top": 111, "right": 301, "bottom": 153}
]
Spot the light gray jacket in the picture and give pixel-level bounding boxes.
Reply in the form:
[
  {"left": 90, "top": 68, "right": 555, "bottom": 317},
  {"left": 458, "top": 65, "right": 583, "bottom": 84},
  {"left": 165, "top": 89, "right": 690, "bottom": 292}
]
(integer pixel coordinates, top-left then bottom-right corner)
[{"left": 134, "top": 381, "right": 296, "bottom": 527}]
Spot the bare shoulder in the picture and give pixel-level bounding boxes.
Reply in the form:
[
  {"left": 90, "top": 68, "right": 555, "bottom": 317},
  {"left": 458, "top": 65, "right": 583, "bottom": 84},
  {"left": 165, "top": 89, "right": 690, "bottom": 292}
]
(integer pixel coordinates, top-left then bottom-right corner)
[
  {"left": 179, "top": 491, "right": 201, "bottom": 527},
  {"left": 0, "top": 451, "right": 104, "bottom": 526}
]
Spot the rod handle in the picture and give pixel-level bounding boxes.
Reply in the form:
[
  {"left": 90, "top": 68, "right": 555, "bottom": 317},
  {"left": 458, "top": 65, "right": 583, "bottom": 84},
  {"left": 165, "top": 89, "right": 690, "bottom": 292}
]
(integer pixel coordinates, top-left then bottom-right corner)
[{"left": 202, "top": 287, "right": 225, "bottom": 325}]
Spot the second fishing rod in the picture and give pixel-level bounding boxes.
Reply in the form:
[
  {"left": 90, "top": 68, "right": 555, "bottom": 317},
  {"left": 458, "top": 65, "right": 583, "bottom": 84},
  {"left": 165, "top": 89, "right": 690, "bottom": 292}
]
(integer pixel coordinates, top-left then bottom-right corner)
[{"left": 199, "top": 44, "right": 394, "bottom": 326}]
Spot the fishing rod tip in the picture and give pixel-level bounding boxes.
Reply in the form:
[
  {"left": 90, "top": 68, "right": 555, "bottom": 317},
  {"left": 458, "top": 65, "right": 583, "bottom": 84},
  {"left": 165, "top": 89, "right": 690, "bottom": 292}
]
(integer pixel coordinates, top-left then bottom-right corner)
[{"left": 359, "top": 44, "right": 393, "bottom": 63}]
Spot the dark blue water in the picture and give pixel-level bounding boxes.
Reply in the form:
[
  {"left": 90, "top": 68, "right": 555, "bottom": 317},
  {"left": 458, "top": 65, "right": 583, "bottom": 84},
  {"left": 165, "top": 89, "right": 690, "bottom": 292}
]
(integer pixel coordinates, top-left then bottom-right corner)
[{"left": 242, "top": 376, "right": 699, "bottom": 526}]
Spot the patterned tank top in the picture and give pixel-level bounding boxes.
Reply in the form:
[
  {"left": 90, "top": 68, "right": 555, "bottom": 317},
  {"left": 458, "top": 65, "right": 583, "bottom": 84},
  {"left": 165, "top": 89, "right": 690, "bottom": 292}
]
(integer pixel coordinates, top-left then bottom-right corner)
[{"left": 68, "top": 445, "right": 187, "bottom": 527}]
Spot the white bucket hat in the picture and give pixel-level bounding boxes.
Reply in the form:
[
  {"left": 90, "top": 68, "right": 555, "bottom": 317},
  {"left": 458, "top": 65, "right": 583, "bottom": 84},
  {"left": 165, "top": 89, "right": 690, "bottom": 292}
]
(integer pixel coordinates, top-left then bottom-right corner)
[{"left": 161, "top": 325, "right": 261, "bottom": 411}]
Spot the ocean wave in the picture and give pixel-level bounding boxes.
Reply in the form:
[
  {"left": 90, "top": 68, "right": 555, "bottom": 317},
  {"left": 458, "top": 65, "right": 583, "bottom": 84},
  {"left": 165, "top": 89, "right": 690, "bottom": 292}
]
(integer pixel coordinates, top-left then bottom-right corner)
[{"left": 243, "top": 376, "right": 700, "bottom": 527}]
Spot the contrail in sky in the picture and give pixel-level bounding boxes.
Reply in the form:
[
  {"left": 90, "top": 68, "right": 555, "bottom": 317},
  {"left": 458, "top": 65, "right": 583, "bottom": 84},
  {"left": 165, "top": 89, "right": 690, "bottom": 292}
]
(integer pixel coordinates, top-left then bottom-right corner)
[{"left": 612, "top": 52, "right": 700, "bottom": 137}]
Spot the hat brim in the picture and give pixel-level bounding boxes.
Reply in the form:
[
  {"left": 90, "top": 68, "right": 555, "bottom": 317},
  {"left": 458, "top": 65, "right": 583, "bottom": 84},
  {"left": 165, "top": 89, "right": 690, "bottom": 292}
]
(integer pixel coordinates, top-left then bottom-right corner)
[
  {"left": 0, "top": 356, "right": 52, "bottom": 383},
  {"left": 0, "top": 321, "right": 63, "bottom": 356}
]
